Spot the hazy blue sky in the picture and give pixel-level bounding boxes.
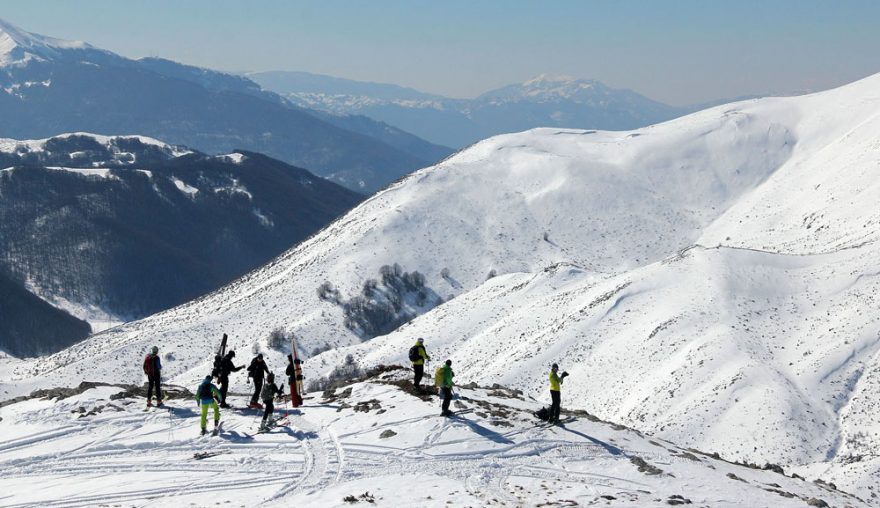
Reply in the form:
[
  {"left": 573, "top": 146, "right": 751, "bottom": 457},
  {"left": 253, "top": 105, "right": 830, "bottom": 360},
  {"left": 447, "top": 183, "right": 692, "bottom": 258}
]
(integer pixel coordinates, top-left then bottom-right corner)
[{"left": 1, "top": 0, "right": 878, "bottom": 105}]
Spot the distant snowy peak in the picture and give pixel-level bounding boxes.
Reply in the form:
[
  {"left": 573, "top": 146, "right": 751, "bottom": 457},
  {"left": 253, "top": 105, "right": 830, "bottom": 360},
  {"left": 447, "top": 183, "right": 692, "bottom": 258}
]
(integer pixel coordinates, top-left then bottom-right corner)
[
  {"left": 0, "top": 18, "right": 95, "bottom": 66},
  {"left": 478, "top": 74, "right": 636, "bottom": 104}
]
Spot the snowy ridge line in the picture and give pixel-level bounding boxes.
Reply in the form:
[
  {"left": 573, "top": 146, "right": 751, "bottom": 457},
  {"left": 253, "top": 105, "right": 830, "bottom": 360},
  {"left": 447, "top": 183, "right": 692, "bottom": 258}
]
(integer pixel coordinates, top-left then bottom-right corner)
[{"left": 0, "top": 132, "right": 193, "bottom": 157}]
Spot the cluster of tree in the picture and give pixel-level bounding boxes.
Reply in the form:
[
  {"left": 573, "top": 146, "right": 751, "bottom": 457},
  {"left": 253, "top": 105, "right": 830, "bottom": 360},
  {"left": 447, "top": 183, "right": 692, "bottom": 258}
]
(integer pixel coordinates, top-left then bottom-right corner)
[
  {"left": 305, "top": 354, "right": 363, "bottom": 393},
  {"left": 318, "top": 263, "right": 443, "bottom": 339}
]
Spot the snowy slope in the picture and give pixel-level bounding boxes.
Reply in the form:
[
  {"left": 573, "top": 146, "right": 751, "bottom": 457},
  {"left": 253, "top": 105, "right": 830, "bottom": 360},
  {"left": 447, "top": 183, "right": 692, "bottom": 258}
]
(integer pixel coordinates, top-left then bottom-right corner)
[
  {"left": 0, "top": 372, "right": 866, "bottom": 507},
  {"left": 8, "top": 83, "right": 800, "bottom": 379},
  {"left": 4, "top": 73, "right": 880, "bottom": 500}
]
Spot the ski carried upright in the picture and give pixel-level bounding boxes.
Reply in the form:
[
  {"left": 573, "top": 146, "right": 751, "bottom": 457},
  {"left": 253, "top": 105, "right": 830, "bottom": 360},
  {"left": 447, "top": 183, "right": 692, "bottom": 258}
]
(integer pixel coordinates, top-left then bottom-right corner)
[
  {"left": 288, "top": 334, "right": 304, "bottom": 408},
  {"left": 212, "top": 333, "right": 228, "bottom": 378}
]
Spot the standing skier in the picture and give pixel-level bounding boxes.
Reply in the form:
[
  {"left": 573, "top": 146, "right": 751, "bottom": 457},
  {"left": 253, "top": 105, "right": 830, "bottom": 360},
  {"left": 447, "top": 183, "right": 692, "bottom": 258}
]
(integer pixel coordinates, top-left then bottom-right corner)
[
  {"left": 195, "top": 375, "right": 221, "bottom": 435},
  {"left": 549, "top": 363, "right": 569, "bottom": 424},
  {"left": 409, "top": 338, "right": 431, "bottom": 392},
  {"left": 260, "top": 372, "right": 284, "bottom": 431},
  {"left": 247, "top": 353, "right": 270, "bottom": 409},
  {"left": 217, "top": 350, "right": 243, "bottom": 408},
  {"left": 439, "top": 359, "right": 454, "bottom": 417},
  {"left": 143, "top": 346, "right": 163, "bottom": 407}
]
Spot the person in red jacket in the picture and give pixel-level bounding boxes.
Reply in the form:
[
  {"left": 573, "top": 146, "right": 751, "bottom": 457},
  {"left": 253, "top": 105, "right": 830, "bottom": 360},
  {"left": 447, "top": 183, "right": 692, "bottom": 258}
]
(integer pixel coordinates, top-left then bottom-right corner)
[{"left": 143, "top": 346, "right": 163, "bottom": 407}]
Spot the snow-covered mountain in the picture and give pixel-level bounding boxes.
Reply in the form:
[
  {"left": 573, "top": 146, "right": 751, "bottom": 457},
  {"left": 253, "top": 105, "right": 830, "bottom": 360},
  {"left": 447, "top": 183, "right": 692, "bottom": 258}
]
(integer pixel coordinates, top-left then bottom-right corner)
[
  {"left": 0, "top": 133, "right": 361, "bottom": 356},
  {"left": 0, "top": 19, "right": 451, "bottom": 193},
  {"left": 4, "top": 72, "right": 880, "bottom": 498},
  {"left": 250, "top": 71, "right": 686, "bottom": 148},
  {"left": 0, "top": 17, "right": 112, "bottom": 66}
]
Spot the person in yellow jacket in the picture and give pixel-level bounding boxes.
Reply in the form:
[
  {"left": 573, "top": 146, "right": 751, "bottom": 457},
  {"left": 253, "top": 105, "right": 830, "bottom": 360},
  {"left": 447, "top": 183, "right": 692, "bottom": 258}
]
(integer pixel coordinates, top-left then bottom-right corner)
[
  {"left": 409, "top": 338, "right": 431, "bottom": 392},
  {"left": 440, "top": 359, "right": 454, "bottom": 417},
  {"left": 549, "top": 363, "right": 569, "bottom": 424}
]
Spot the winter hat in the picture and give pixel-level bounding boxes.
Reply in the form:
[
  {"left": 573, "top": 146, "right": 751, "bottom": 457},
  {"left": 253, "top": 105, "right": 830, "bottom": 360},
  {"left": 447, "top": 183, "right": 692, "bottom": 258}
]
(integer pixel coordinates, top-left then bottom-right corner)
[
  {"left": 551, "top": 363, "right": 559, "bottom": 369},
  {"left": 151, "top": 346, "right": 159, "bottom": 354},
  {"left": 445, "top": 359, "right": 452, "bottom": 366},
  {"left": 267, "top": 372, "right": 275, "bottom": 382},
  {"left": 417, "top": 338, "right": 424, "bottom": 344},
  {"left": 228, "top": 350, "right": 235, "bottom": 357},
  {"left": 257, "top": 353, "right": 264, "bottom": 359},
  {"left": 204, "top": 375, "right": 211, "bottom": 381}
]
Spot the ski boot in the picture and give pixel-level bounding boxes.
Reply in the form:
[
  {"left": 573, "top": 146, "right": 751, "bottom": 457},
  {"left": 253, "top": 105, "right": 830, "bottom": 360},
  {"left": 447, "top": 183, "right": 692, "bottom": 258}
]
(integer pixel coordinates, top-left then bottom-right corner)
[
  {"left": 248, "top": 401, "right": 263, "bottom": 409},
  {"left": 200, "top": 427, "right": 207, "bottom": 436},
  {"left": 156, "top": 399, "right": 164, "bottom": 407},
  {"left": 146, "top": 399, "right": 153, "bottom": 408}
]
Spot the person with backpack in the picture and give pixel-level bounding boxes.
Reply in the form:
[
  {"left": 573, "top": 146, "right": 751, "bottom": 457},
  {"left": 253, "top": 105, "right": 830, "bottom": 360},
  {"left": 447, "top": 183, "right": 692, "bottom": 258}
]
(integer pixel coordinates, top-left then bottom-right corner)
[
  {"left": 142, "top": 346, "right": 163, "bottom": 408},
  {"left": 260, "top": 372, "right": 284, "bottom": 431},
  {"left": 439, "top": 359, "right": 454, "bottom": 417},
  {"left": 247, "top": 353, "right": 270, "bottom": 409},
  {"left": 549, "top": 363, "right": 569, "bottom": 424},
  {"left": 409, "top": 338, "right": 430, "bottom": 392},
  {"left": 217, "top": 350, "right": 243, "bottom": 408},
  {"left": 195, "top": 375, "right": 221, "bottom": 435}
]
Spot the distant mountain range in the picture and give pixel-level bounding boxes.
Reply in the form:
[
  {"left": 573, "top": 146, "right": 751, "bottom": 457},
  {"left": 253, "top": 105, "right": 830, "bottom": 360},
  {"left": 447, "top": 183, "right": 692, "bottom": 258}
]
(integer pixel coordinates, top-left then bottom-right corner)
[
  {"left": 250, "top": 71, "right": 709, "bottom": 148},
  {"left": 0, "top": 18, "right": 452, "bottom": 192},
  {"left": 0, "top": 133, "right": 362, "bottom": 356}
]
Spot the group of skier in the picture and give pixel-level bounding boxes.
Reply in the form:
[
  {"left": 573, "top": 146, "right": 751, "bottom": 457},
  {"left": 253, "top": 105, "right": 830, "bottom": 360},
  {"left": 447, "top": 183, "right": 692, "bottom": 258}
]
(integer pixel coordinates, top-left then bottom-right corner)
[
  {"left": 142, "top": 335, "right": 569, "bottom": 436},
  {"left": 410, "top": 338, "right": 568, "bottom": 423},
  {"left": 408, "top": 338, "right": 455, "bottom": 417},
  {"left": 143, "top": 345, "right": 303, "bottom": 435}
]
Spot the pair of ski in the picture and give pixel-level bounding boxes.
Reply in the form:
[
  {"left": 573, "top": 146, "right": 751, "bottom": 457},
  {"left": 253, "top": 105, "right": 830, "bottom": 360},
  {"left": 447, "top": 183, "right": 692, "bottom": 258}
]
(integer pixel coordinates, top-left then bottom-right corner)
[
  {"left": 257, "top": 419, "right": 281, "bottom": 433},
  {"left": 193, "top": 450, "right": 228, "bottom": 460},
  {"left": 200, "top": 421, "right": 223, "bottom": 437}
]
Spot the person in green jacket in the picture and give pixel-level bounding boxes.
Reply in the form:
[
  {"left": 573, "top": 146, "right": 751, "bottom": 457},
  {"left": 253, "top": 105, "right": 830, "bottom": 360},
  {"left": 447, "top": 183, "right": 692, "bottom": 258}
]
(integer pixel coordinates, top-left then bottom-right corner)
[
  {"left": 195, "top": 375, "right": 222, "bottom": 435},
  {"left": 549, "top": 363, "right": 569, "bottom": 424},
  {"left": 411, "top": 338, "right": 431, "bottom": 392},
  {"left": 440, "top": 359, "right": 454, "bottom": 416}
]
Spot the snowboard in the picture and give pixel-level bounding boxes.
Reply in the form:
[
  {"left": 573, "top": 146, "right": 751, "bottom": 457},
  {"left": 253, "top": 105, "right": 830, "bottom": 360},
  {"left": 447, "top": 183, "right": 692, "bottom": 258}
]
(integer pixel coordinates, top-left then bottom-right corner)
[
  {"left": 538, "top": 416, "right": 576, "bottom": 427},
  {"left": 442, "top": 408, "right": 475, "bottom": 417}
]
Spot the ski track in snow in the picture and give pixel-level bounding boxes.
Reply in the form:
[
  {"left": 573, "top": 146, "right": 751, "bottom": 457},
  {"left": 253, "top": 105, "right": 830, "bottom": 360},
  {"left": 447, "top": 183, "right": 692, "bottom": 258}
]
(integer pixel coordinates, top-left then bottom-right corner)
[{"left": 0, "top": 378, "right": 869, "bottom": 507}]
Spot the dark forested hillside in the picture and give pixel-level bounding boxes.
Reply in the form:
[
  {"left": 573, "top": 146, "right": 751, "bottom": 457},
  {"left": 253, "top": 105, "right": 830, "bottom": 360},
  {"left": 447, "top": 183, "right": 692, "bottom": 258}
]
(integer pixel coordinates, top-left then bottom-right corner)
[
  {"left": 0, "top": 135, "right": 363, "bottom": 356},
  {"left": 0, "top": 270, "right": 91, "bottom": 357}
]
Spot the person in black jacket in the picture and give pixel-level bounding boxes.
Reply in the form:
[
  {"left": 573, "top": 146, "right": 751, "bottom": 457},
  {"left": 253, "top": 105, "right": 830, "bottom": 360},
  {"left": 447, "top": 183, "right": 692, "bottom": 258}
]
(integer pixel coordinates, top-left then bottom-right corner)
[
  {"left": 218, "top": 350, "right": 243, "bottom": 408},
  {"left": 247, "top": 353, "right": 270, "bottom": 409},
  {"left": 259, "top": 372, "right": 284, "bottom": 431}
]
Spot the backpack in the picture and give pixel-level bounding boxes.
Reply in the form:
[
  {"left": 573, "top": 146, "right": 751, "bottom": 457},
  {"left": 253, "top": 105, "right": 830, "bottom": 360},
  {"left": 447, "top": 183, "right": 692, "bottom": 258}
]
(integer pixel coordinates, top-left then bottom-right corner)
[
  {"left": 143, "top": 355, "right": 154, "bottom": 377},
  {"left": 534, "top": 407, "right": 550, "bottom": 422},
  {"left": 408, "top": 346, "right": 422, "bottom": 362},
  {"left": 198, "top": 382, "right": 213, "bottom": 400},
  {"left": 434, "top": 367, "right": 444, "bottom": 387}
]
